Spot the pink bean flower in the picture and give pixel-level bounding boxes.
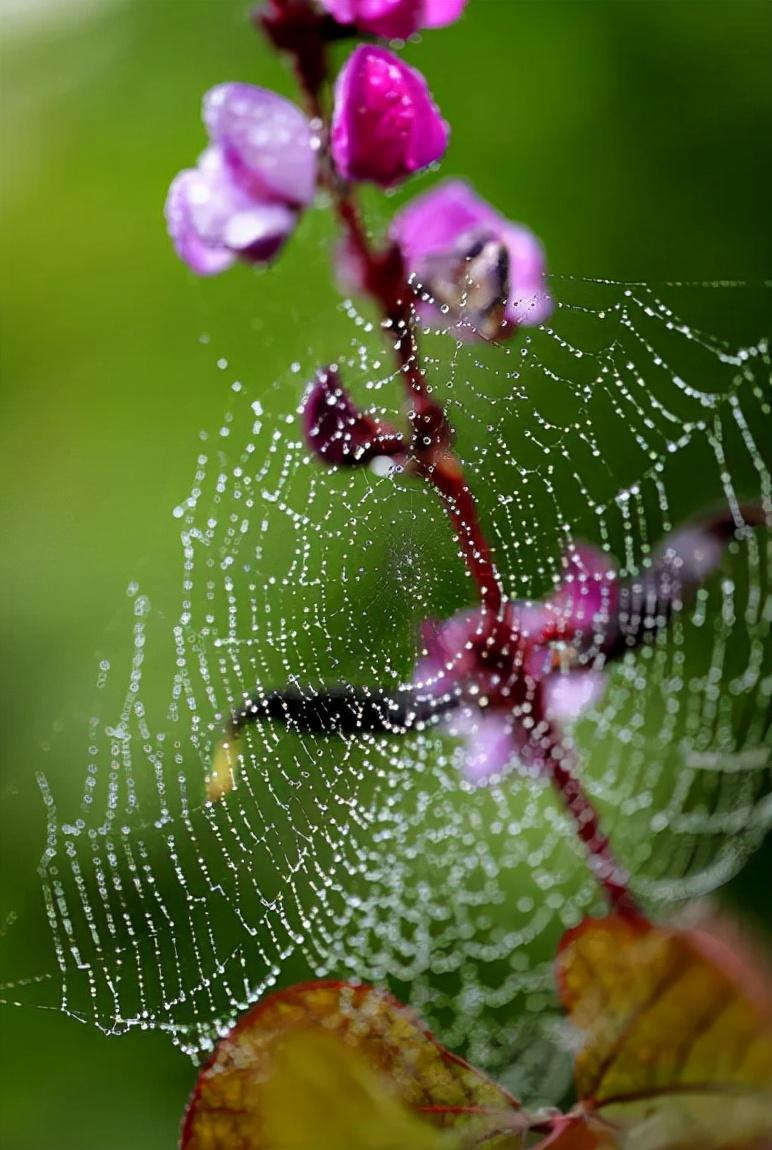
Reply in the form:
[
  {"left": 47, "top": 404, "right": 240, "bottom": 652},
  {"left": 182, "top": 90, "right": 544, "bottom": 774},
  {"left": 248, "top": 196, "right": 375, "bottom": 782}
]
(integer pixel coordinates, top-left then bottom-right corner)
[
  {"left": 331, "top": 45, "right": 448, "bottom": 187},
  {"left": 391, "top": 178, "right": 552, "bottom": 339},
  {"left": 411, "top": 511, "right": 757, "bottom": 784},
  {"left": 165, "top": 83, "right": 317, "bottom": 275},
  {"left": 412, "top": 545, "right": 616, "bottom": 785},
  {"left": 321, "top": 0, "right": 467, "bottom": 39}
]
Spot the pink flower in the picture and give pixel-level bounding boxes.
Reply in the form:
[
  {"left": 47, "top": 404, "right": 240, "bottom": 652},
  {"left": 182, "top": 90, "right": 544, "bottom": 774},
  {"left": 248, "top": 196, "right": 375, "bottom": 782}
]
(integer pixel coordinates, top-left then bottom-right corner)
[
  {"left": 165, "top": 83, "right": 317, "bottom": 275},
  {"left": 321, "top": 0, "right": 467, "bottom": 39},
  {"left": 331, "top": 45, "right": 448, "bottom": 187},
  {"left": 390, "top": 178, "right": 552, "bottom": 340},
  {"left": 412, "top": 546, "right": 615, "bottom": 784},
  {"left": 301, "top": 366, "right": 406, "bottom": 467}
]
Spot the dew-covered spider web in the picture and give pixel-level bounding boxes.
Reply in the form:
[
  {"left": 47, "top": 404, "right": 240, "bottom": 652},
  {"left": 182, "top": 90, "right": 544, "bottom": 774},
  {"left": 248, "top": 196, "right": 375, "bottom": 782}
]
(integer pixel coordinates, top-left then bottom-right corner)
[{"left": 18, "top": 277, "right": 772, "bottom": 1101}]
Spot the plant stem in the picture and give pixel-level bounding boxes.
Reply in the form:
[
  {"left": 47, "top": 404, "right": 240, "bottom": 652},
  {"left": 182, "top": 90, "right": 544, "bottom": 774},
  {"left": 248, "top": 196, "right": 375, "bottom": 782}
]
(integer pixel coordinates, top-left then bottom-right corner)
[
  {"left": 331, "top": 188, "right": 505, "bottom": 613},
  {"left": 547, "top": 743, "right": 640, "bottom": 916},
  {"left": 267, "top": 5, "right": 638, "bottom": 916}
]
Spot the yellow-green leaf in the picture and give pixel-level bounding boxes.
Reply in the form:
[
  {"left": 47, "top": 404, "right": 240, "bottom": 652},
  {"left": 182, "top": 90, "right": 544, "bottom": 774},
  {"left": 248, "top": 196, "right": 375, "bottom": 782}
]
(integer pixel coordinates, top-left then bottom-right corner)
[{"left": 556, "top": 914, "right": 772, "bottom": 1149}]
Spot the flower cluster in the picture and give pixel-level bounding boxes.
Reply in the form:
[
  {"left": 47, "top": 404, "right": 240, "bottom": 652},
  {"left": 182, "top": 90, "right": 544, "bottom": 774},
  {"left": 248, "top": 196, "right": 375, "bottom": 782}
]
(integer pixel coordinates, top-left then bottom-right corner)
[
  {"left": 165, "top": 0, "right": 550, "bottom": 341},
  {"left": 165, "top": 83, "right": 318, "bottom": 275},
  {"left": 411, "top": 544, "right": 615, "bottom": 785}
]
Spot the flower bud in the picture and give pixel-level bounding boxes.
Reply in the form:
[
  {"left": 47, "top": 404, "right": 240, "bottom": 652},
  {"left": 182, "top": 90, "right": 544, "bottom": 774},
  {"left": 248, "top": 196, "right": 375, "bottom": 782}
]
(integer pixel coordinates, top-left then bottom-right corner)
[
  {"left": 321, "top": 0, "right": 467, "bottom": 40},
  {"left": 165, "top": 83, "right": 317, "bottom": 275},
  {"left": 331, "top": 45, "right": 448, "bottom": 187},
  {"left": 390, "top": 179, "right": 552, "bottom": 339},
  {"left": 302, "top": 366, "right": 406, "bottom": 467}
]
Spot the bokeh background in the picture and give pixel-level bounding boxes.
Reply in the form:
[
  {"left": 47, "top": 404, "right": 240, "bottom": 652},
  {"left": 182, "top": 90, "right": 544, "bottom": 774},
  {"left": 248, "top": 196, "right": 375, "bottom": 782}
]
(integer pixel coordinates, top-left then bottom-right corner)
[{"left": 1, "top": 0, "right": 771, "bottom": 1146}]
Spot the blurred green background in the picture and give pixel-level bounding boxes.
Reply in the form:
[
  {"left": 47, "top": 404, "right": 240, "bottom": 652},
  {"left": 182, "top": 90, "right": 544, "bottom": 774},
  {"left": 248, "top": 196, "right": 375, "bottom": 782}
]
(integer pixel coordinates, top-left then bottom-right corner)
[{"left": 1, "top": 0, "right": 771, "bottom": 1146}]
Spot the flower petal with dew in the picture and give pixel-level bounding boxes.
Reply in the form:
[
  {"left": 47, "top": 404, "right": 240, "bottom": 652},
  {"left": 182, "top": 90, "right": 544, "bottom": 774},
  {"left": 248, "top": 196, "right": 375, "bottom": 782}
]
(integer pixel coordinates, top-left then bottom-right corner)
[
  {"left": 547, "top": 543, "right": 619, "bottom": 643},
  {"left": 423, "top": 0, "right": 467, "bottom": 27},
  {"left": 446, "top": 708, "right": 519, "bottom": 785},
  {"left": 165, "top": 83, "right": 317, "bottom": 275},
  {"left": 331, "top": 45, "right": 448, "bottom": 187},
  {"left": 321, "top": 0, "right": 467, "bottom": 39},
  {"left": 203, "top": 83, "right": 317, "bottom": 206},
  {"left": 391, "top": 177, "right": 552, "bottom": 339}
]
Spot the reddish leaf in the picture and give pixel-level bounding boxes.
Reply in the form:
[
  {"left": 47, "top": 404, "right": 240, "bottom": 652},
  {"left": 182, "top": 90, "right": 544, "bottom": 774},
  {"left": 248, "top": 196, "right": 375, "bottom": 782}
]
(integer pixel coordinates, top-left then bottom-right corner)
[{"left": 181, "top": 980, "right": 521, "bottom": 1149}]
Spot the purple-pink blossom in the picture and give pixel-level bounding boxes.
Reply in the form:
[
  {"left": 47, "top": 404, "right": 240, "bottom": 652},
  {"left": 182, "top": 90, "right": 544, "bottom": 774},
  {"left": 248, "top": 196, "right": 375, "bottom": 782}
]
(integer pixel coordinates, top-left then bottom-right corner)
[
  {"left": 321, "top": 0, "right": 467, "bottom": 39},
  {"left": 408, "top": 510, "right": 757, "bottom": 785},
  {"left": 412, "top": 544, "right": 614, "bottom": 784},
  {"left": 331, "top": 45, "right": 448, "bottom": 187},
  {"left": 165, "top": 83, "right": 317, "bottom": 275},
  {"left": 391, "top": 178, "right": 552, "bottom": 339}
]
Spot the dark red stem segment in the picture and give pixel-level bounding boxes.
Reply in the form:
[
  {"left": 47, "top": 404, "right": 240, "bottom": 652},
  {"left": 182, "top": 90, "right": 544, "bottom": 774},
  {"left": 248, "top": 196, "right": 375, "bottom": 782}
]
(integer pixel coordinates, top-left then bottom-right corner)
[
  {"left": 548, "top": 745, "right": 640, "bottom": 916},
  {"left": 414, "top": 453, "right": 504, "bottom": 614},
  {"left": 332, "top": 189, "right": 505, "bottom": 613}
]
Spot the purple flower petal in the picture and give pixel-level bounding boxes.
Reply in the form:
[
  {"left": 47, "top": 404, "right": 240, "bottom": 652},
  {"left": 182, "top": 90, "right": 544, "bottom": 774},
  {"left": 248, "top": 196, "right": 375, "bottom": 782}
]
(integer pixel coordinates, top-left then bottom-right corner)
[
  {"left": 391, "top": 179, "right": 552, "bottom": 338},
  {"left": 550, "top": 543, "right": 619, "bottom": 640},
  {"left": 165, "top": 83, "right": 316, "bottom": 276},
  {"left": 448, "top": 708, "right": 516, "bottom": 785},
  {"left": 500, "top": 222, "right": 553, "bottom": 327},
  {"left": 322, "top": 0, "right": 423, "bottom": 39},
  {"left": 165, "top": 147, "right": 297, "bottom": 274},
  {"left": 544, "top": 670, "right": 606, "bottom": 724},
  {"left": 422, "top": 0, "right": 467, "bottom": 27},
  {"left": 322, "top": 0, "right": 465, "bottom": 37},
  {"left": 413, "top": 609, "right": 487, "bottom": 695},
  {"left": 331, "top": 45, "right": 448, "bottom": 188},
  {"left": 165, "top": 150, "right": 241, "bottom": 276},
  {"left": 204, "top": 83, "right": 317, "bottom": 206},
  {"left": 221, "top": 202, "right": 297, "bottom": 260},
  {"left": 391, "top": 179, "right": 494, "bottom": 260}
]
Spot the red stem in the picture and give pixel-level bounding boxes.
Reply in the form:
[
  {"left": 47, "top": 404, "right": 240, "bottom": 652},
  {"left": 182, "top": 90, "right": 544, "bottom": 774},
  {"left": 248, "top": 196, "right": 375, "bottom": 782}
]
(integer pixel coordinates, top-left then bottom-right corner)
[
  {"left": 332, "top": 189, "right": 505, "bottom": 613},
  {"left": 548, "top": 745, "right": 639, "bottom": 916}
]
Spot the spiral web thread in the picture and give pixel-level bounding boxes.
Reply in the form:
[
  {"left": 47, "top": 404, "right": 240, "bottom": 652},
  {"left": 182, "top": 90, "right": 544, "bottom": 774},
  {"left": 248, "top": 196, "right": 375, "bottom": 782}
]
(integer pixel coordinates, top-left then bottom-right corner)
[{"left": 19, "top": 276, "right": 772, "bottom": 1100}]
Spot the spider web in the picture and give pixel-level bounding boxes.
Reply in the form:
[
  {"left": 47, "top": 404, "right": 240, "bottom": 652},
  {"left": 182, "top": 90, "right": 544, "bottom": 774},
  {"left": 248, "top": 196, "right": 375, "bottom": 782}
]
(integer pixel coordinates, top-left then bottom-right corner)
[{"left": 20, "top": 276, "right": 772, "bottom": 1101}]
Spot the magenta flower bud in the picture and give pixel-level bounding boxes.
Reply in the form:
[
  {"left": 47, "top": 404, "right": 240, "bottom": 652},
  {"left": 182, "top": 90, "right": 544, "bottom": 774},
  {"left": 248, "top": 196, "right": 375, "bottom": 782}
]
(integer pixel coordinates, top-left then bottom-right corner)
[
  {"left": 331, "top": 45, "right": 449, "bottom": 187},
  {"left": 321, "top": 0, "right": 466, "bottom": 39},
  {"left": 165, "top": 83, "right": 317, "bottom": 276},
  {"left": 422, "top": 0, "right": 467, "bottom": 27},
  {"left": 302, "top": 366, "right": 406, "bottom": 467},
  {"left": 390, "top": 178, "right": 552, "bottom": 339}
]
